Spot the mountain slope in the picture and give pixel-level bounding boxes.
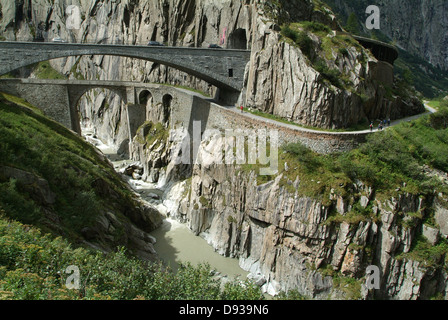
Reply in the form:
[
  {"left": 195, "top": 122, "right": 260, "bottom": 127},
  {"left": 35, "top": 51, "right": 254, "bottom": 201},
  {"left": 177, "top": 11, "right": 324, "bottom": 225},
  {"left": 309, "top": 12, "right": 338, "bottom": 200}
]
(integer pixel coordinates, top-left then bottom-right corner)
[{"left": 0, "top": 91, "right": 162, "bottom": 260}]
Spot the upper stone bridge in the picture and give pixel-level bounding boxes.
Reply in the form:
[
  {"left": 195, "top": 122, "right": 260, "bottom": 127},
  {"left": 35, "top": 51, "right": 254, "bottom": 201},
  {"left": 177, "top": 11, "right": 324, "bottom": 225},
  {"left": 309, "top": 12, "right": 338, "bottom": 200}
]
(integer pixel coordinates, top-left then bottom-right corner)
[{"left": 0, "top": 41, "right": 250, "bottom": 94}]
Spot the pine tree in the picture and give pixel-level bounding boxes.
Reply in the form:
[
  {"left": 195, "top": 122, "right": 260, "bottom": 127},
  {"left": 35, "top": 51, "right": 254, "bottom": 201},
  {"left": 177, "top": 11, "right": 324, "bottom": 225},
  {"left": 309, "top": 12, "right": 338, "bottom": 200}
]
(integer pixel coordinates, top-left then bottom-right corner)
[{"left": 345, "top": 12, "right": 360, "bottom": 35}]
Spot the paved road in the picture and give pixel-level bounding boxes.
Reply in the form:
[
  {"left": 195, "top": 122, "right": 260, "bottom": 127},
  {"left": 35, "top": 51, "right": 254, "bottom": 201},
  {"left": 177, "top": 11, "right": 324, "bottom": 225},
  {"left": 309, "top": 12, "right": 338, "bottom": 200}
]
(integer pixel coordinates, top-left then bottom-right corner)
[
  {"left": 173, "top": 87, "right": 438, "bottom": 135},
  {"left": 222, "top": 104, "right": 437, "bottom": 135}
]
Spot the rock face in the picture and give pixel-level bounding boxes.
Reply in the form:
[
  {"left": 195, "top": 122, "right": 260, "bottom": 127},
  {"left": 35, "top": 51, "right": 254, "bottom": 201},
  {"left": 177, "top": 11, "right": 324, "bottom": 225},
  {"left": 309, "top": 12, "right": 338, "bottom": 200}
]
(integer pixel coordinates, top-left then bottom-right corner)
[
  {"left": 129, "top": 126, "right": 448, "bottom": 299},
  {"left": 243, "top": 18, "right": 423, "bottom": 129},
  {"left": 0, "top": 160, "right": 163, "bottom": 262},
  {"left": 326, "top": 0, "right": 448, "bottom": 71}
]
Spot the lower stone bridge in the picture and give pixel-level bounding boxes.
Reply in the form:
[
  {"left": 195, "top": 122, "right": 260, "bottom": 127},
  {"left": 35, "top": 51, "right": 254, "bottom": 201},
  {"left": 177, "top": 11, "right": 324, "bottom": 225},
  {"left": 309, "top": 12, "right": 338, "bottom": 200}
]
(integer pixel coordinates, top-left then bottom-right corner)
[
  {"left": 0, "top": 78, "right": 370, "bottom": 158},
  {"left": 0, "top": 78, "right": 202, "bottom": 144}
]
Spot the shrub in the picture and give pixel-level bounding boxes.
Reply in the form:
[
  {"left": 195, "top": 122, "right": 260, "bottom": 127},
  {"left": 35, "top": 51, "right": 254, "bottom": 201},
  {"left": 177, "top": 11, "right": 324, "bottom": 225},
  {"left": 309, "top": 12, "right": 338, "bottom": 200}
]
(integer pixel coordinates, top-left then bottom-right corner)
[
  {"left": 314, "top": 59, "right": 343, "bottom": 88},
  {"left": 283, "top": 142, "right": 320, "bottom": 172},
  {"left": 429, "top": 101, "right": 448, "bottom": 130},
  {"left": 300, "top": 21, "right": 331, "bottom": 34},
  {"left": 281, "top": 25, "right": 313, "bottom": 59},
  {"left": 0, "top": 213, "right": 265, "bottom": 300}
]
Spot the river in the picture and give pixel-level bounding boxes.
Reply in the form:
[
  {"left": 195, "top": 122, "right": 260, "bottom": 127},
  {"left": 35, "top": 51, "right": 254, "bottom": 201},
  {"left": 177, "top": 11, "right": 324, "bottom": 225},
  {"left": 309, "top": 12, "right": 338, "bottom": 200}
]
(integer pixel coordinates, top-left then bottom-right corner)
[{"left": 86, "top": 132, "right": 249, "bottom": 281}]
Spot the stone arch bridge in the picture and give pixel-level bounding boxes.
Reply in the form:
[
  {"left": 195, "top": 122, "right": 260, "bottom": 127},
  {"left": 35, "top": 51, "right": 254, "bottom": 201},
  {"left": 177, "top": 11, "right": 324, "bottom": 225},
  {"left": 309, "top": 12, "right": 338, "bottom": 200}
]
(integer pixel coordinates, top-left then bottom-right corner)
[
  {"left": 0, "top": 78, "right": 370, "bottom": 156},
  {"left": 0, "top": 37, "right": 399, "bottom": 155},
  {"left": 0, "top": 78, "right": 206, "bottom": 146},
  {"left": 0, "top": 41, "right": 251, "bottom": 101}
]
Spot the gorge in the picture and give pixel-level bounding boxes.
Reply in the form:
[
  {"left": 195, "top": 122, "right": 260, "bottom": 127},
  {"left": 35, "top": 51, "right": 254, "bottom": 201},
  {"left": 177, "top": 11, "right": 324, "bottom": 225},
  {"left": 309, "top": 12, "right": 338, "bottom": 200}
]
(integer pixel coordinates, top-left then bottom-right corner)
[{"left": 1, "top": 0, "right": 448, "bottom": 301}]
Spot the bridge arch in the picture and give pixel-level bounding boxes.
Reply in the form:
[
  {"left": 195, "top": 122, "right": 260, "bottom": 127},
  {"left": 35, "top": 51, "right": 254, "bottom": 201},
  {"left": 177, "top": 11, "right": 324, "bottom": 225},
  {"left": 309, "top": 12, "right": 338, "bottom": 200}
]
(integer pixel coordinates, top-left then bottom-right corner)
[
  {"left": 68, "top": 85, "right": 128, "bottom": 138},
  {"left": 162, "top": 93, "right": 173, "bottom": 109},
  {"left": 161, "top": 93, "right": 173, "bottom": 124},
  {"left": 138, "top": 89, "right": 153, "bottom": 105},
  {"left": 0, "top": 42, "right": 250, "bottom": 94}
]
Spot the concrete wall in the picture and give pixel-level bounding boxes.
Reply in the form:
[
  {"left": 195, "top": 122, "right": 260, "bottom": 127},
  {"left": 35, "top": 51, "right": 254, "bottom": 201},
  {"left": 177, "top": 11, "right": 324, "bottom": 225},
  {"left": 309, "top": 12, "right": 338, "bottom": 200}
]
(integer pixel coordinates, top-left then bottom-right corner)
[{"left": 369, "top": 60, "right": 394, "bottom": 86}]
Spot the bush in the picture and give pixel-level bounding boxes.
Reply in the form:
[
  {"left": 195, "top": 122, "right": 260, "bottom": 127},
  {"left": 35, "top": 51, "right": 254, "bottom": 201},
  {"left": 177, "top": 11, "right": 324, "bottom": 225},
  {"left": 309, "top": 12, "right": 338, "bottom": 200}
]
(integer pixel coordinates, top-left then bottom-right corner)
[
  {"left": 430, "top": 101, "right": 448, "bottom": 130},
  {"left": 314, "top": 59, "right": 343, "bottom": 88},
  {"left": 281, "top": 25, "right": 313, "bottom": 59},
  {"left": 295, "top": 31, "right": 313, "bottom": 59},
  {"left": 0, "top": 213, "right": 265, "bottom": 300},
  {"left": 284, "top": 142, "right": 320, "bottom": 172},
  {"left": 281, "top": 25, "right": 299, "bottom": 42},
  {"left": 300, "top": 21, "right": 331, "bottom": 34}
]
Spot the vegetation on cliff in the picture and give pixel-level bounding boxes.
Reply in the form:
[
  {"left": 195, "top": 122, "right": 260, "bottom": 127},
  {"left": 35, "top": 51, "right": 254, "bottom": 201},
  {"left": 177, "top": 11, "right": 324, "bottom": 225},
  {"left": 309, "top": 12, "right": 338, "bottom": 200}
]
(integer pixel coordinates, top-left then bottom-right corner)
[
  {"left": 0, "top": 93, "right": 264, "bottom": 300},
  {"left": 0, "top": 92, "right": 135, "bottom": 239},
  {"left": 322, "top": 0, "right": 448, "bottom": 99},
  {"left": 0, "top": 212, "right": 264, "bottom": 300},
  {"left": 241, "top": 100, "right": 448, "bottom": 209},
  {"left": 279, "top": 101, "right": 448, "bottom": 206}
]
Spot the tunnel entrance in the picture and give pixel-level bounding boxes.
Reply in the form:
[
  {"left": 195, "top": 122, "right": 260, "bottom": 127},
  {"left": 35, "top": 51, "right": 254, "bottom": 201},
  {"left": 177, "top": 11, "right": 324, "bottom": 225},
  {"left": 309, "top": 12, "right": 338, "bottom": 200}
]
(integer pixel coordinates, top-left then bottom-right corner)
[{"left": 228, "top": 28, "right": 247, "bottom": 50}]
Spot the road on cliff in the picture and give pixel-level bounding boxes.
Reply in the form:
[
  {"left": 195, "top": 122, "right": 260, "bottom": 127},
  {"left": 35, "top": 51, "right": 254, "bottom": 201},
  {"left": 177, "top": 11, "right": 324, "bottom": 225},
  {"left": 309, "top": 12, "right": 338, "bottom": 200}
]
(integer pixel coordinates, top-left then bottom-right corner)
[
  {"left": 175, "top": 87, "right": 437, "bottom": 135},
  {"left": 222, "top": 103, "right": 437, "bottom": 135}
]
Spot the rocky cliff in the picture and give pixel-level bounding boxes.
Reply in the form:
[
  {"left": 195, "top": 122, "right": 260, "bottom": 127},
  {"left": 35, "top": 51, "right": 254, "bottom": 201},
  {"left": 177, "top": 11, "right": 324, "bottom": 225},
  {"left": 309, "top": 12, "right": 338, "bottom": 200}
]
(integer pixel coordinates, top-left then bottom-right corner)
[
  {"left": 0, "top": 92, "right": 163, "bottom": 262},
  {"left": 324, "top": 0, "right": 448, "bottom": 72},
  {"left": 322, "top": 0, "right": 448, "bottom": 98},
  {"left": 128, "top": 102, "right": 448, "bottom": 299}
]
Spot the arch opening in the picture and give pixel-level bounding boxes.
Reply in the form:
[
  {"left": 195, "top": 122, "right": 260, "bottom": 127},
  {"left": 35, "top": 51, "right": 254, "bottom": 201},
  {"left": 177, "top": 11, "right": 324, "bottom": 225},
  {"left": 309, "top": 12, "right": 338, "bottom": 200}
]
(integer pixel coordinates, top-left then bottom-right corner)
[
  {"left": 139, "top": 89, "right": 153, "bottom": 105},
  {"left": 75, "top": 87, "right": 129, "bottom": 158},
  {"left": 162, "top": 93, "right": 173, "bottom": 124}
]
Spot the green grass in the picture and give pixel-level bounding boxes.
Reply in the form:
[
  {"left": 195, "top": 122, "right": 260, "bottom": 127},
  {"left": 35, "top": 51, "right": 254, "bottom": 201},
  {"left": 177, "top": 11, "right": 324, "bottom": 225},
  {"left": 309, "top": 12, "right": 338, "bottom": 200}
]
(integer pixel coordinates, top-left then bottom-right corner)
[
  {"left": 332, "top": 274, "right": 362, "bottom": 300},
  {"left": 32, "top": 61, "right": 67, "bottom": 80},
  {"left": 0, "top": 92, "right": 135, "bottom": 238},
  {"left": 0, "top": 92, "right": 42, "bottom": 112},
  {"left": 426, "top": 99, "right": 443, "bottom": 110},
  {"left": 135, "top": 121, "right": 169, "bottom": 146},
  {"left": 0, "top": 212, "right": 265, "bottom": 300}
]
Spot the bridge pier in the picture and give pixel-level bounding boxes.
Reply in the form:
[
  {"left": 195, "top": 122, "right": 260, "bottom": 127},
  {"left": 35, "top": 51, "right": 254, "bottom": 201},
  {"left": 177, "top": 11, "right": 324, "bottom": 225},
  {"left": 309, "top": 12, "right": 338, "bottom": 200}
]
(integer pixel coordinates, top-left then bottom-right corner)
[{"left": 127, "top": 104, "right": 147, "bottom": 143}]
